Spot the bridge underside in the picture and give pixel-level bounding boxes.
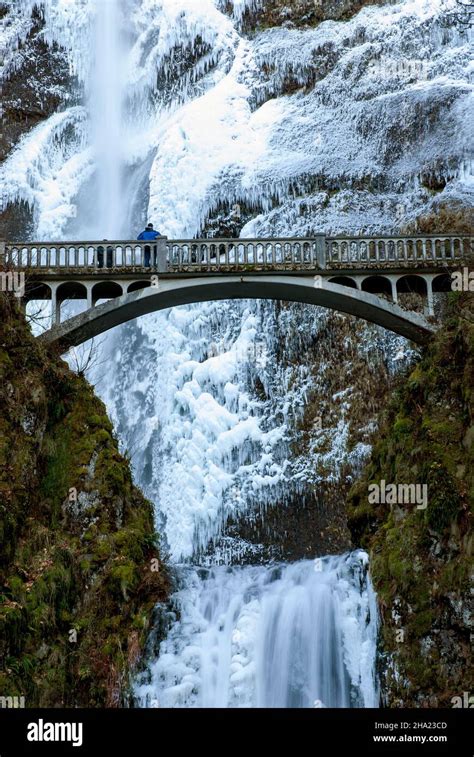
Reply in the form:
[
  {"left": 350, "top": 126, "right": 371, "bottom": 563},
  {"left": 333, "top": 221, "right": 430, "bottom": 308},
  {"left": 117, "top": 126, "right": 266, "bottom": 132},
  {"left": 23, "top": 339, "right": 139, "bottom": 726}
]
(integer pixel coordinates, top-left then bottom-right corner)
[{"left": 36, "top": 276, "right": 436, "bottom": 351}]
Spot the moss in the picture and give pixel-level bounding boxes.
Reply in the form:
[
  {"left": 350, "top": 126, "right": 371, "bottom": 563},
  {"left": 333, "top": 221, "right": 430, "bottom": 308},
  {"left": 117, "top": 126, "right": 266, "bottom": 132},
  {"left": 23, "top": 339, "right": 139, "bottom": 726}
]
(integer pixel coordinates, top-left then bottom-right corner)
[
  {"left": 39, "top": 434, "right": 71, "bottom": 508},
  {"left": 437, "top": 558, "right": 470, "bottom": 594},
  {"left": 93, "top": 428, "right": 112, "bottom": 445},
  {"left": 425, "top": 463, "right": 462, "bottom": 532},
  {"left": 241, "top": 0, "right": 386, "bottom": 33},
  {"left": 347, "top": 294, "right": 473, "bottom": 706},
  {"left": 404, "top": 202, "right": 474, "bottom": 236},
  {"left": 392, "top": 415, "right": 414, "bottom": 438},
  {"left": 0, "top": 294, "right": 169, "bottom": 706},
  {"left": 87, "top": 414, "right": 113, "bottom": 432},
  {"left": 107, "top": 561, "right": 140, "bottom": 600}
]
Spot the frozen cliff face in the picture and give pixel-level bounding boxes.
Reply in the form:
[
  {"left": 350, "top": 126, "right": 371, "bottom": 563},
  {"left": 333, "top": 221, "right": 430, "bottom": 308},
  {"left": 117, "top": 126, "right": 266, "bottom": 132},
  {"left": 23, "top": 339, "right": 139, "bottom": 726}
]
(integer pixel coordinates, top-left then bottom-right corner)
[
  {"left": 145, "top": 0, "right": 473, "bottom": 237},
  {"left": 0, "top": 2, "right": 72, "bottom": 237},
  {"left": 1, "top": 0, "right": 472, "bottom": 238},
  {"left": 0, "top": 0, "right": 470, "bottom": 565},
  {"left": 96, "top": 294, "right": 415, "bottom": 564}
]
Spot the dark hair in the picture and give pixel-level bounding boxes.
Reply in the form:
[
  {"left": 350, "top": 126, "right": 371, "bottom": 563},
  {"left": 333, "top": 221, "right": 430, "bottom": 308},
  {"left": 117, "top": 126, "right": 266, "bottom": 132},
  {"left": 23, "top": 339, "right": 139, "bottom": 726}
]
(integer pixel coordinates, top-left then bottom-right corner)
[{"left": 146, "top": 223, "right": 154, "bottom": 229}]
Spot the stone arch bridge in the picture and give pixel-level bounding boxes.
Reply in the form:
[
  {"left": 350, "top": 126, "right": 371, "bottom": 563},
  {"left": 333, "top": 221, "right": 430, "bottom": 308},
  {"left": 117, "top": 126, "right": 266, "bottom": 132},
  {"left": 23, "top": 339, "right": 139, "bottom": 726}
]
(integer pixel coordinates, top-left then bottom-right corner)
[{"left": 1, "top": 234, "right": 472, "bottom": 351}]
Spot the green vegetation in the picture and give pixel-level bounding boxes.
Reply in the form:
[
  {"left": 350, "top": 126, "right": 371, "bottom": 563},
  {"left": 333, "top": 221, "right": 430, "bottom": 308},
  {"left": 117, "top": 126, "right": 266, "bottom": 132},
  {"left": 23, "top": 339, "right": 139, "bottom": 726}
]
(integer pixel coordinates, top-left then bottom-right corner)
[
  {"left": 347, "top": 292, "right": 473, "bottom": 706},
  {"left": 0, "top": 294, "right": 168, "bottom": 706}
]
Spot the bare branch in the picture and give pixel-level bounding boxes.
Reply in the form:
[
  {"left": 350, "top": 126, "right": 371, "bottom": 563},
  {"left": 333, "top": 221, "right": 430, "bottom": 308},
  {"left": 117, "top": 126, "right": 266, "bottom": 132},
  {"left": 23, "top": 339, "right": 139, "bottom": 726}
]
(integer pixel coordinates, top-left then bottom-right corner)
[
  {"left": 67, "top": 337, "right": 107, "bottom": 378},
  {"left": 441, "top": 0, "right": 474, "bottom": 26}
]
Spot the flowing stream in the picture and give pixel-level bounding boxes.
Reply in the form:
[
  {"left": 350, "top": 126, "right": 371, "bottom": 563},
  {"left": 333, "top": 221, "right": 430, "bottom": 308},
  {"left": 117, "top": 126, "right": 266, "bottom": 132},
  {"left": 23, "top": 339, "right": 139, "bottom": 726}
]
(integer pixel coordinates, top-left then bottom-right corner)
[{"left": 88, "top": 0, "right": 125, "bottom": 239}]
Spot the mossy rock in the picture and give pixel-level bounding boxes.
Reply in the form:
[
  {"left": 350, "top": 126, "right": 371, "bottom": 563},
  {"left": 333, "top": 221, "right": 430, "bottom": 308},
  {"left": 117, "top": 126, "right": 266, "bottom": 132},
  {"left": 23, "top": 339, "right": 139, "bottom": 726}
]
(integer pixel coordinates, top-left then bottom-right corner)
[
  {"left": 347, "top": 295, "right": 473, "bottom": 706},
  {"left": 0, "top": 295, "right": 169, "bottom": 706}
]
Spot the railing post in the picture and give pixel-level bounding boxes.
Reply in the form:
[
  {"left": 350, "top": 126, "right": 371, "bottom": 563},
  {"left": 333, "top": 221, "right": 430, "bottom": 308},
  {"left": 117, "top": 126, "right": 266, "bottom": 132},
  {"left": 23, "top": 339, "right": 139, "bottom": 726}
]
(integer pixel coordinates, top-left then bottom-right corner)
[
  {"left": 156, "top": 236, "right": 168, "bottom": 273},
  {"left": 315, "top": 235, "right": 326, "bottom": 269}
]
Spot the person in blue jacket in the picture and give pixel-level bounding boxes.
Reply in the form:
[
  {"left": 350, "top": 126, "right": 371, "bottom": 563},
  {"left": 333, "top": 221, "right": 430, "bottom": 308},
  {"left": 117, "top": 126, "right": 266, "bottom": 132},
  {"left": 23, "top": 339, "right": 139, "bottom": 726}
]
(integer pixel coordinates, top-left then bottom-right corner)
[{"left": 137, "top": 222, "right": 162, "bottom": 267}]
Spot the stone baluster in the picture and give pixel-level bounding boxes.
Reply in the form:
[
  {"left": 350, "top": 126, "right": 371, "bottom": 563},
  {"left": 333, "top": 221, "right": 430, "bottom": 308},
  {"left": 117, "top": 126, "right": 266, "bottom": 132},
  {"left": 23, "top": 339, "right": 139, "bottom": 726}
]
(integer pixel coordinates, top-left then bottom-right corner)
[{"left": 449, "top": 237, "right": 455, "bottom": 260}]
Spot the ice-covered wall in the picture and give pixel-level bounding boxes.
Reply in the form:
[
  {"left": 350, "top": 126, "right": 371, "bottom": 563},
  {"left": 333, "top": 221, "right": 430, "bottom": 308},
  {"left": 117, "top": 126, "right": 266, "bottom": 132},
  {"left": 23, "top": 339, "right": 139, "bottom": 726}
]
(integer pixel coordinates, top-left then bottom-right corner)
[{"left": 1, "top": 0, "right": 472, "bottom": 238}]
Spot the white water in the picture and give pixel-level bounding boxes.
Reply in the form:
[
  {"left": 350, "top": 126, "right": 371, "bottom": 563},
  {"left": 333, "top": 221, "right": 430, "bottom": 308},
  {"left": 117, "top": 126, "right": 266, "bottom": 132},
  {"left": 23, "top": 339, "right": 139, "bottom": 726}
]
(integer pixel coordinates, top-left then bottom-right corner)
[
  {"left": 89, "top": 0, "right": 125, "bottom": 239},
  {"left": 3, "top": 0, "right": 471, "bottom": 708},
  {"left": 135, "top": 553, "right": 379, "bottom": 708}
]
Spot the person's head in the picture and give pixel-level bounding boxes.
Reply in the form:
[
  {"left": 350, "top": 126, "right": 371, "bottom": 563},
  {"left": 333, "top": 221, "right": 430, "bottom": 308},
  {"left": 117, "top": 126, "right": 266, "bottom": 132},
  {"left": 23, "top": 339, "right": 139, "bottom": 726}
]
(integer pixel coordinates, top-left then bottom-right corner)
[{"left": 146, "top": 223, "right": 154, "bottom": 230}]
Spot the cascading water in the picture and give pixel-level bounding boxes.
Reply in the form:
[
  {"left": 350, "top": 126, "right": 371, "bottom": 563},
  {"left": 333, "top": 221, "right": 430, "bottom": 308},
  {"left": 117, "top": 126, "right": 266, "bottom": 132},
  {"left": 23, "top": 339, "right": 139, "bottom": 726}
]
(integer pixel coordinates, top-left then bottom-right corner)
[
  {"left": 135, "top": 553, "right": 379, "bottom": 708},
  {"left": 88, "top": 0, "right": 124, "bottom": 240},
  {"left": 2, "top": 0, "right": 471, "bottom": 708}
]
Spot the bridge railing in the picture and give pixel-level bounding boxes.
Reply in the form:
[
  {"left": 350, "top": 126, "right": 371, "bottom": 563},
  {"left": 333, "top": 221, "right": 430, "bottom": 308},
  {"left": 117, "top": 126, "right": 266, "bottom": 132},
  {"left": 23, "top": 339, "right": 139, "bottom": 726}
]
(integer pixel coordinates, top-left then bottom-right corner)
[
  {"left": 326, "top": 235, "right": 471, "bottom": 266},
  {"left": 1, "top": 235, "right": 472, "bottom": 272},
  {"left": 2, "top": 242, "right": 153, "bottom": 269},
  {"left": 0, "top": 237, "right": 327, "bottom": 271},
  {"left": 167, "top": 237, "right": 326, "bottom": 270}
]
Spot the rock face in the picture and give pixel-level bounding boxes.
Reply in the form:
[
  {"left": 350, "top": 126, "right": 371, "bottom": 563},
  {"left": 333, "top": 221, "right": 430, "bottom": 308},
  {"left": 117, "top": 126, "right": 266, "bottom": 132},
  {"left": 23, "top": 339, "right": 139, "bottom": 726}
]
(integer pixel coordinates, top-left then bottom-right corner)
[
  {"left": 0, "top": 293, "right": 168, "bottom": 707},
  {"left": 198, "top": 306, "right": 403, "bottom": 565},
  {"left": 0, "top": 5, "right": 70, "bottom": 162},
  {"left": 347, "top": 293, "right": 473, "bottom": 707},
  {"left": 239, "top": 0, "right": 389, "bottom": 32},
  {"left": 0, "top": 2, "right": 71, "bottom": 238}
]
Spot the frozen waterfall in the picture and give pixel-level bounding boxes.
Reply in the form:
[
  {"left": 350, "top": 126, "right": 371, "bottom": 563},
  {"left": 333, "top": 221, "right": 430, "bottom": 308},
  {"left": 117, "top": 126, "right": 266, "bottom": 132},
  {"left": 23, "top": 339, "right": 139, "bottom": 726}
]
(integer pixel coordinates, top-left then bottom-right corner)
[
  {"left": 135, "top": 552, "right": 379, "bottom": 708},
  {"left": 3, "top": 0, "right": 469, "bottom": 709},
  {"left": 88, "top": 0, "right": 125, "bottom": 240}
]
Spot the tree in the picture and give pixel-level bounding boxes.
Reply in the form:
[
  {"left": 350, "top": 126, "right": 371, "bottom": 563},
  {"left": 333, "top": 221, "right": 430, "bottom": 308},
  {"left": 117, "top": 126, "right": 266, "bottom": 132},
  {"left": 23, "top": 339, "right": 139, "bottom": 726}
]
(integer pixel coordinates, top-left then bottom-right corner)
[{"left": 67, "top": 338, "right": 106, "bottom": 377}]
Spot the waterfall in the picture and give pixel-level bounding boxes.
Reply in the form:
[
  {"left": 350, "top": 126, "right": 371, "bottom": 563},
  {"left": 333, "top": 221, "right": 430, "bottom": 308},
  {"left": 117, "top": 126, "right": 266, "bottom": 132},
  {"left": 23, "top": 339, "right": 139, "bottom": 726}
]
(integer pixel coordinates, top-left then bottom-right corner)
[
  {"left": 88, "top": 0, "right": 124, "bottom": 240},
  {"left": 4, "top": 0, "right": 470, "bottom": 709},
  {"left": 135, "top": 553, "right": 379, "bottom": 709}
]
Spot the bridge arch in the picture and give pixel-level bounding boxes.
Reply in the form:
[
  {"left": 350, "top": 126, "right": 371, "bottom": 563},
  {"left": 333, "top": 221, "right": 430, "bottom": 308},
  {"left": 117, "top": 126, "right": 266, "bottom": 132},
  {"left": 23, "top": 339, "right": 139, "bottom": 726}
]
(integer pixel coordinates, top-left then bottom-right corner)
[
  {"left": 361, "top": 275, "right": 393, "bottom": 298},
  {"left": 396, "top": 274, "right": 427, "bottom": 313},
  {"left": 396, "top": 275, "right": 427, "bottom": 296},
  {"left": 37, "top": 276, "right": 436, "bottom": 352},
  {"left": 54, "top": 281, "right": 88, "bottom": 322},
  {"left": 56, "top": 281, "right": 88, "bottom": 302},
  {"left": 24, "top": 281, "right": 52, "bottom": 303},
  {"left": 432, "top": 273, "right": 452, "bottom": 293},
  {"left": 92, "top": 281, "right": 123, "bottom": 305},
  {"left": 328, "top": 276, "right": 358, "bottom": 289}
]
